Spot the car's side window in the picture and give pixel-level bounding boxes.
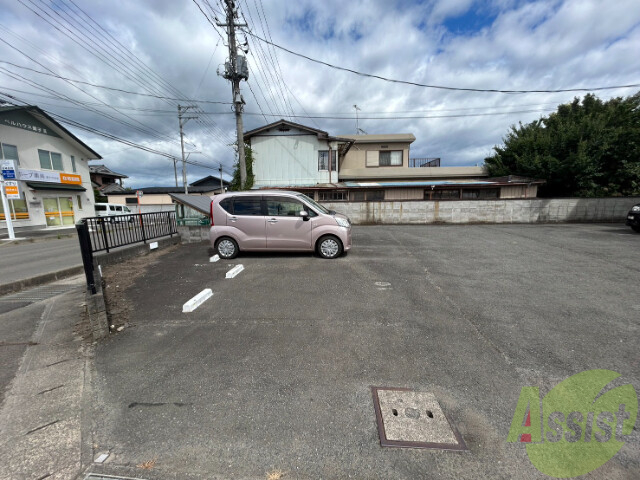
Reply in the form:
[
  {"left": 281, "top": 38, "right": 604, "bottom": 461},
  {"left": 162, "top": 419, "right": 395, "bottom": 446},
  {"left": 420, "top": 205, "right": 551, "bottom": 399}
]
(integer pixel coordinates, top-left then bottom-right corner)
[
  {"left": 219, "top": 198, "right": 233, "bottom": 214},
  {"left": 233, "top": 196, "right": 263, "bottom": 216},
  {"left": 266, "top": 197, "right": 305, "bottom": 217}
]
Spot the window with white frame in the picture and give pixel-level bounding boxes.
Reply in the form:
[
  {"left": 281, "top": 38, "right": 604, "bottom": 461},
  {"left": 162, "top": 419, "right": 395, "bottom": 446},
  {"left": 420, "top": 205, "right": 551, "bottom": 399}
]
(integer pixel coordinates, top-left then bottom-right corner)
[
  {"left": 38, "top": 149, "right": 64, "bottom": 171},
  {"left": 318, "top": 150, "right": 336, "bottom": 171},
  {"left": 0, "top": 142, "right": 20, "bottom": 165},
  {"left": 71, "top": 155, "right": 77, "bottom": 172}
]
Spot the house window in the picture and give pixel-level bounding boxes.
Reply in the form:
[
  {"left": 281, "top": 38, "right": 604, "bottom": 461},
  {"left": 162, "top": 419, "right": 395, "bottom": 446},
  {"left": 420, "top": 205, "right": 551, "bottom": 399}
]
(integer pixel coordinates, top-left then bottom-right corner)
[
  {"left": 38, "top": 149, "right": 63, "bottom": 171},
  {"left": 461, "top": 189, "right": 498, "bottom": 200},
  {"left": 318, "top": 190, "right": 348, "bottom": 201},
  {"left": 318, "top": 150, "right": 329, "bottom": 171},
  {"left": 77, "top": 195, "right": 82, "bottom": 210},
  {"left": 350, "top": 190, "right": 385, "bottom": 202},
  {"left": 429, "top": 189, "right": 460, "bottom": 200},
  {"left": 0, "top": 143, "right": 20, "bottom": 165},
  {"left": 71, "top": 156, "right": 77, "bottom": 172},
  {"left": 125, "top": 197, "right": 138, "bottom": 205},
  {"left": 379, "top": 150, "right": 403, "bottom": 166}
]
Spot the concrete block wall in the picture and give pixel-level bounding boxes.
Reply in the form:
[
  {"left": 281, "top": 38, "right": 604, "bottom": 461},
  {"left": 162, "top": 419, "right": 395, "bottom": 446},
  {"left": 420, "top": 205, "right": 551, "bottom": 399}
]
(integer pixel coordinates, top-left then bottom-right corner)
[
  {"left": 322, "top": 197, "right": 640, "bottom": 225},
  {"left": 177, "top": 225, "right": 210, "bottom": 243}
]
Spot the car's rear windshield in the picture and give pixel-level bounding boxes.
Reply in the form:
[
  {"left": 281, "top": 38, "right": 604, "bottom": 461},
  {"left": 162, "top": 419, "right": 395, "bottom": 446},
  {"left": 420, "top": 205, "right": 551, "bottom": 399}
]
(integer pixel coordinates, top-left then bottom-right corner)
[{"left": 296, "top": 194, "right": 330, "bottom": 214}]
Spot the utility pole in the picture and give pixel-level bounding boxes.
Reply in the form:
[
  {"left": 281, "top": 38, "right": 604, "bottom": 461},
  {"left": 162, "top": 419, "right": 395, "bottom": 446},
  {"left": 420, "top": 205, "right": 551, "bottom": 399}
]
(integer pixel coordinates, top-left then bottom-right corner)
[
  {"left": 173, "top": 157, "right": 178, "bottom": 187},
  {"left": 178, "top": 105, "right": 197, "bottom": 194},
  {"left": 218, "top": 1, "right": 248, "bottom": 189},
  {"left": 219, "top": 164, "right": 224, "bottom": 194},
  {"left": 353, "top": 105, "right": 360, "bottom": 134}
]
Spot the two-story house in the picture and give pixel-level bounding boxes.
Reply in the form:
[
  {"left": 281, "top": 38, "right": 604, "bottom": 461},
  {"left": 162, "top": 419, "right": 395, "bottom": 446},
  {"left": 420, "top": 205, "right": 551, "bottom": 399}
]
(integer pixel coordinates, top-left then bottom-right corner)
[
  {"left": 244, "top": 119, "right": 541, "bottom": 201},
  {"left": 0, "top": 105, "right": 101, "bottom": 231},
  {"left": 244, "top": 120, "right": 354, "bottom": 188}
]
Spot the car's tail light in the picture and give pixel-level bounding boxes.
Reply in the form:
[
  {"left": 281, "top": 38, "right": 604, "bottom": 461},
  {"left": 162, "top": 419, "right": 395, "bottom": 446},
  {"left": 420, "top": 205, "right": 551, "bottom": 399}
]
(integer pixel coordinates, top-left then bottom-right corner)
[{"left": 210, "top": 200, "right": 214, "bottom": 226}]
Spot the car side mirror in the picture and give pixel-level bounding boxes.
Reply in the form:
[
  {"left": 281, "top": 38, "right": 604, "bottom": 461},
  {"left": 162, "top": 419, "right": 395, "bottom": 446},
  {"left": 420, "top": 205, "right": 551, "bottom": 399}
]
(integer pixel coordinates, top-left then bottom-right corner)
[{"left": 300, "top": 210, "right": 309, "bottom": 221}]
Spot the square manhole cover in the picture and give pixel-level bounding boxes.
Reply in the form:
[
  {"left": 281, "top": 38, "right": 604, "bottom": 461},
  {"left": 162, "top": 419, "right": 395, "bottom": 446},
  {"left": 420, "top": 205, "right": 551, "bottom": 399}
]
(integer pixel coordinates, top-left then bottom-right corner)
[{"left": 372, "top": 387, "right": 467, "bottom": 451}]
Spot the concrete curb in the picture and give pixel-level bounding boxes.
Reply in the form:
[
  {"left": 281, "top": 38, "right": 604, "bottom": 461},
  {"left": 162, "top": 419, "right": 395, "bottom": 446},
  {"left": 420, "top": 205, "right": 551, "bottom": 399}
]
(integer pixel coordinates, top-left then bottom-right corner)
[{"left": 0, "top": 265, "right": 84, "bottom": 297}]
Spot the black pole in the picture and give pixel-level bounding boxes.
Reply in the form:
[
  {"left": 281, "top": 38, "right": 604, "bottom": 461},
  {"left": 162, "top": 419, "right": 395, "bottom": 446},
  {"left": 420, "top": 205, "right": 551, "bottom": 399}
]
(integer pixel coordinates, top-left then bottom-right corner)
[{"left": 76, "top": 220, "right": 96, "bottom": 294}]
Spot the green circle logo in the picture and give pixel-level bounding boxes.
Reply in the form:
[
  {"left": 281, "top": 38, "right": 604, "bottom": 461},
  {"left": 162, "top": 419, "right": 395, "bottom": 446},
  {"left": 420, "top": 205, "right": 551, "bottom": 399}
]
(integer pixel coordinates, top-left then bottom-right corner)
[{"left": 507, "top": 369, "right": 638, "bottom": 477}]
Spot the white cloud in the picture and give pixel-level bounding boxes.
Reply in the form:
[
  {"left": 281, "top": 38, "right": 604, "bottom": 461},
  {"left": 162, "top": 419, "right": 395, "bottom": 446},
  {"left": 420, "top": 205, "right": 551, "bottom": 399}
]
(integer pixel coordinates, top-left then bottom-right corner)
[{"left": 0, "top": 0, "right": 638, "bottom": 184}]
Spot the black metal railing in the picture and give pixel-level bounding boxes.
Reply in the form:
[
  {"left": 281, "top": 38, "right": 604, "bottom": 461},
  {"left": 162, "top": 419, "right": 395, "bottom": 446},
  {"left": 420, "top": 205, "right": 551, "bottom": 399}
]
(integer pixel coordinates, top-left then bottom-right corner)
[
  {"left": 409, "top": 157, "right": 441, "bottom": 168},
  {"left": 76, "top": 211, "right": 177, "bottom": 293}
]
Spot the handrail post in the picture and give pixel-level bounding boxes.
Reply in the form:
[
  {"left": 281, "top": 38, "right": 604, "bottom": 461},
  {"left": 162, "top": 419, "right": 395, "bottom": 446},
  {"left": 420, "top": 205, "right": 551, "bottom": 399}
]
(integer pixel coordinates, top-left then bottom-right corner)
[
  {"left": 140, "top": 213, "right": 147, "bottom": 243},
  {"left": 99, "top": 217, "right": 110, "bottom": 253},
  {"left": 76, "top": 219, "right": 96, "bottom": 294}
]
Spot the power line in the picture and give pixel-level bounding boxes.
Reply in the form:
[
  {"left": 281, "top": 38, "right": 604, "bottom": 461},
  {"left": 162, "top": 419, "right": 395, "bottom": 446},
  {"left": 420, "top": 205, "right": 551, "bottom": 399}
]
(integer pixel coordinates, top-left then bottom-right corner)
[
  {"left": 0, "top": 61, "right": 232, "bottom": 105},
  {"left": 242, "top": 29, "right": 640, "bottom": 94}
]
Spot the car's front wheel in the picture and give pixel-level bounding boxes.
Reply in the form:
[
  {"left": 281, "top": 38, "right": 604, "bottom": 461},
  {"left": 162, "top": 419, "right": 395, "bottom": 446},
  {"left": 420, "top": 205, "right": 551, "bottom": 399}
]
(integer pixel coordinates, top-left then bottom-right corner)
[
  {"left": 632, "top": 225, "right": 640, "bottom": 233},
  {"left": 317, "top": 235, "right": 343, "bottom": 259},
  {"left": 216, "top": 237, "right": 239, "bottom": 259}
]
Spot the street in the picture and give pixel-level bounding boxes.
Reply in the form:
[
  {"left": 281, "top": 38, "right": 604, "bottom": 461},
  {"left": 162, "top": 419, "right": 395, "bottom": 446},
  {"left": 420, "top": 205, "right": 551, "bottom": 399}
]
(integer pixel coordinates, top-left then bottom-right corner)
[{"left": 0, "top": 237, "right": 82, "bottom": 286}]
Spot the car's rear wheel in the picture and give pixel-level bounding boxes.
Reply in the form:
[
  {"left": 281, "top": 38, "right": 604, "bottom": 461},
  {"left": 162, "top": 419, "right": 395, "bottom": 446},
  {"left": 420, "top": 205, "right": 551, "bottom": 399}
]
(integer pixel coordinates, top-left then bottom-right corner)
[
  {"left": 317, "top": 235, "right": 343, "bottom": 259},
  {"left": 632, "top": 225, "right": 640, "bottom": 233},
  {"left": 216, "top": 237, "right": 239, "bottom": 259}
]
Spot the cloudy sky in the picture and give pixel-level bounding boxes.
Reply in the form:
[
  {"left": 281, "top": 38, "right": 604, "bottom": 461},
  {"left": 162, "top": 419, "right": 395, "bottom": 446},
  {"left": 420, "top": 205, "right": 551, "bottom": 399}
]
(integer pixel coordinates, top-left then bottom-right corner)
[{"left": 1, "top": 0, "right": 639, "bottom": 188}]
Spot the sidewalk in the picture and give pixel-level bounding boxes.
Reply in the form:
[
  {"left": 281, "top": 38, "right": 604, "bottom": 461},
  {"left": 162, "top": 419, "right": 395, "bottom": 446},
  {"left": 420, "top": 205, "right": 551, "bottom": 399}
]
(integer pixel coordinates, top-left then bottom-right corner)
[
  {"left": 0, "top": 226, "right": 77, "bottom": 243},
  {"left": 0, "top": 276, "right": 92, "bottom": 480}
]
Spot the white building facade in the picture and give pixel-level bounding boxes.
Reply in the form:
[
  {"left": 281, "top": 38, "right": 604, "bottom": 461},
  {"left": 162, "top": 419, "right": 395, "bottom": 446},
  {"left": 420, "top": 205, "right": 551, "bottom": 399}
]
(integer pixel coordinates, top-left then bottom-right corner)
[
  {"left": 245, "top": 120, "right": 352, "bottom": 187},
  {"left": 0, "top": 106, "right": 101, "bottom": 231}
]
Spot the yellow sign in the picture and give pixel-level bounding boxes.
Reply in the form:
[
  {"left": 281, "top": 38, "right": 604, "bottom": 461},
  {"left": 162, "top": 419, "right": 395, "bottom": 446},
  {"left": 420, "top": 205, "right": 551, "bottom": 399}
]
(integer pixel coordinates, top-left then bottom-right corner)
[{"left": 59, "top": 173, "right": 82, "bottom": 185}]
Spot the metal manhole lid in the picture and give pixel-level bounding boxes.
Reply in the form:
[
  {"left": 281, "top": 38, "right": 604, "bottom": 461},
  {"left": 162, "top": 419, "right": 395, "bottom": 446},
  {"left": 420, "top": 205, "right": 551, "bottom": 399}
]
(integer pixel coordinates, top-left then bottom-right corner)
[{"left": 371, "top": 386, "right": 467, "bottom": 451}]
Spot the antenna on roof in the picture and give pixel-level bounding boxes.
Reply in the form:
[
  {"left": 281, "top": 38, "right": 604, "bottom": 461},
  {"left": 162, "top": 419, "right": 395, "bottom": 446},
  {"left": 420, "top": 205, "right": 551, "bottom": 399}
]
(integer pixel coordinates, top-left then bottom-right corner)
[{"left": 353, "top": 105, "right": 360, "bottom": 134}]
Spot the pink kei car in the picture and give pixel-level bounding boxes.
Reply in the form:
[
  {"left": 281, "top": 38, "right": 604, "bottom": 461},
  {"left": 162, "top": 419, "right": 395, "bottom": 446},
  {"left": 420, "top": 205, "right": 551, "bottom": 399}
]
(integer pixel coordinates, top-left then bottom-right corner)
[{"left": 209, "top": 191, "right": 352, "bottom": 259}]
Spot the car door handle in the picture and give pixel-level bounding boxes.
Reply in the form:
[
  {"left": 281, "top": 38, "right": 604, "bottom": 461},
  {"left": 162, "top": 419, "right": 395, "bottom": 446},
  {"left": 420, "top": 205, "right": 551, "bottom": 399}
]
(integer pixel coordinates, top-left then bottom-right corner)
[
  {"left": 267, "top": 218, "right": 278, "bottom": 223},
  {"left": 228, "top": 216, "right": 237, "bottom": 222}
]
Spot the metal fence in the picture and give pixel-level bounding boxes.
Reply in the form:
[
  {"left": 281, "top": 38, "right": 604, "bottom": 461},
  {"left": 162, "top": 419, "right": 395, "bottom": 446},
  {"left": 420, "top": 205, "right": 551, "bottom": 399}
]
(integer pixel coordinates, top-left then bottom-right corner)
[
  {"left": 76, "top": 211, "right": 177, "bottom": 293},
  {"left": 409, "top": 157, "right": 441, "bottom": 168}
]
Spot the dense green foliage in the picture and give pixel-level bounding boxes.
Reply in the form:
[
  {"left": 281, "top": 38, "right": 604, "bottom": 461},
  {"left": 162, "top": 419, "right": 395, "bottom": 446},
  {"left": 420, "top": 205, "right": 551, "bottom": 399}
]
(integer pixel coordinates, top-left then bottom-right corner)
[
  {"left": 230, "top": 143, "right": 255, "bottom": 191},
  {"left": 484, "top": 93, "right": 640, "bottom": 197}
]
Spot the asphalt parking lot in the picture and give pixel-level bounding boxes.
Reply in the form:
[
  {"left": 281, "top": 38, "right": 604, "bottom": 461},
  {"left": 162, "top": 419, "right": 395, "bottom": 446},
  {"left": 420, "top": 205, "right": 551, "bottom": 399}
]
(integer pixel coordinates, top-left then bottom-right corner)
[{"left": 89, "top": 224, "right": 640, "bottom": 479}]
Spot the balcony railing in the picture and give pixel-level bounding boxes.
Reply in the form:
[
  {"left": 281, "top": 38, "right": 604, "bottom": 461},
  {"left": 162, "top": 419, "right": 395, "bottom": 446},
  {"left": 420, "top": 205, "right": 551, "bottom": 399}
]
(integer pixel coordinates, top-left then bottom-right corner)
[{"left": 409, "top": 157, "right": 441, "bottom": 168}]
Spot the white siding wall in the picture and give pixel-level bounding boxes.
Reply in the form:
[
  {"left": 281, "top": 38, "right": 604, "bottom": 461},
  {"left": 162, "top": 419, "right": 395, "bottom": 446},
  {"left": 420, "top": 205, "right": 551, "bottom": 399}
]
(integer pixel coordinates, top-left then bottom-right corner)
[
  {"left": 252, "top": 128, "right": 336, "bottom": 187},
  {"left": 1, "top": 123, "right": 96, "bottom": 228}
]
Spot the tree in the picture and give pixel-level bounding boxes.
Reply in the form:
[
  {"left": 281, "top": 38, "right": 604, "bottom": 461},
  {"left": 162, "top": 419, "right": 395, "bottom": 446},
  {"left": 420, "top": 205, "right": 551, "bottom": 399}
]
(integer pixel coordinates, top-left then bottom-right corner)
[
  {"left": 230, "top": 143, "right": 255, "bottom": 191},
  {"left": 484, "top": 92, "right": 640, "bottom": 197}
]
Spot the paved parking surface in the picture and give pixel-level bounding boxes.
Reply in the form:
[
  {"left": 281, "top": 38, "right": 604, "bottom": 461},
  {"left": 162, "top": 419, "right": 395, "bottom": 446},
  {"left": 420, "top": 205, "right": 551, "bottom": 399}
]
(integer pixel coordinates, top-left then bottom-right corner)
[{"left": 89, "top": 224, "right": 640, "bottom": 479}]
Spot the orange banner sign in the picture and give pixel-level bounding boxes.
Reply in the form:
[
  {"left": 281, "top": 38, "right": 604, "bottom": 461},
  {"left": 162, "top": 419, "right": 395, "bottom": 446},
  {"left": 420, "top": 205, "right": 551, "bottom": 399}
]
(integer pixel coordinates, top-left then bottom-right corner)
[{"left": 59, "top": 173, "right": 82, "bottom": 185}]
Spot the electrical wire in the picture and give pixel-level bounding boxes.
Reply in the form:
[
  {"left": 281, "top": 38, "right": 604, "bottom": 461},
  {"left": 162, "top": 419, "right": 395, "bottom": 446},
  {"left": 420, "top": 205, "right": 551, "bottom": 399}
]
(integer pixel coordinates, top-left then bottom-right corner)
[{"left": 242, "top": 29, "right": 640, "bottom": 94}]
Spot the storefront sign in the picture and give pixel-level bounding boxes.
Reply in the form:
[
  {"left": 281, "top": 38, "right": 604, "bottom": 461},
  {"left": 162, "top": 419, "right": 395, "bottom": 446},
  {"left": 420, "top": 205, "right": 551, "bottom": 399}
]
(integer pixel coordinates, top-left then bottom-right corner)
[
  {"left": 0, "top": 110, "right": 61, "bottom": 138},
  {"left": 1, "top": 160, "right": 16, "bottom": 179},
  {"left": 60, "top": 173, "right": 82, "bottom": 185},
  {"left": 3, "top": 181, "right": 20, "bottom": 199},
  {"left": 19, "top": 168, "right": 61, "bottom": 183},
  {"left": 19, "top": 169, "right": 82, "bottom": 185}
]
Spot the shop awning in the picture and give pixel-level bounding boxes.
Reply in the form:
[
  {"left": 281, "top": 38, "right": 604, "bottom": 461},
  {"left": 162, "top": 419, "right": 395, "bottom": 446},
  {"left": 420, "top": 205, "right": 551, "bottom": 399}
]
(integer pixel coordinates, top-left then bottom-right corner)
[{"left": 26, "top": 181, "right": 86, "bottom": 192}]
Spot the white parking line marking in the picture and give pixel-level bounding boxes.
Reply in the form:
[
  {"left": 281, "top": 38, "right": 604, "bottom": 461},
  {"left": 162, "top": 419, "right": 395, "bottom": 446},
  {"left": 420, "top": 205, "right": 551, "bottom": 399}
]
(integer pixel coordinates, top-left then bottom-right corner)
[
  {"left": 209, "top": 254, "right": 220, "bottom": 262},
  {"left": 94, "top": 452, "right": 109, "bottom": 463},
  {"left": 225, "top": 264, "right": 245, "bottom": 279},
  {"left": 182, "top": 288, "right": 213, "bottom": 312}
]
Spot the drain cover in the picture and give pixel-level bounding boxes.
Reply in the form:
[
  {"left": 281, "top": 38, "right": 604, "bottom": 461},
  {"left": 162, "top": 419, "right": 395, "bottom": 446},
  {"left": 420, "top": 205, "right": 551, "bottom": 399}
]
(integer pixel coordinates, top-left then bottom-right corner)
[{"left": 371, "top": 386, "right": 467, "bottom": 450}]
